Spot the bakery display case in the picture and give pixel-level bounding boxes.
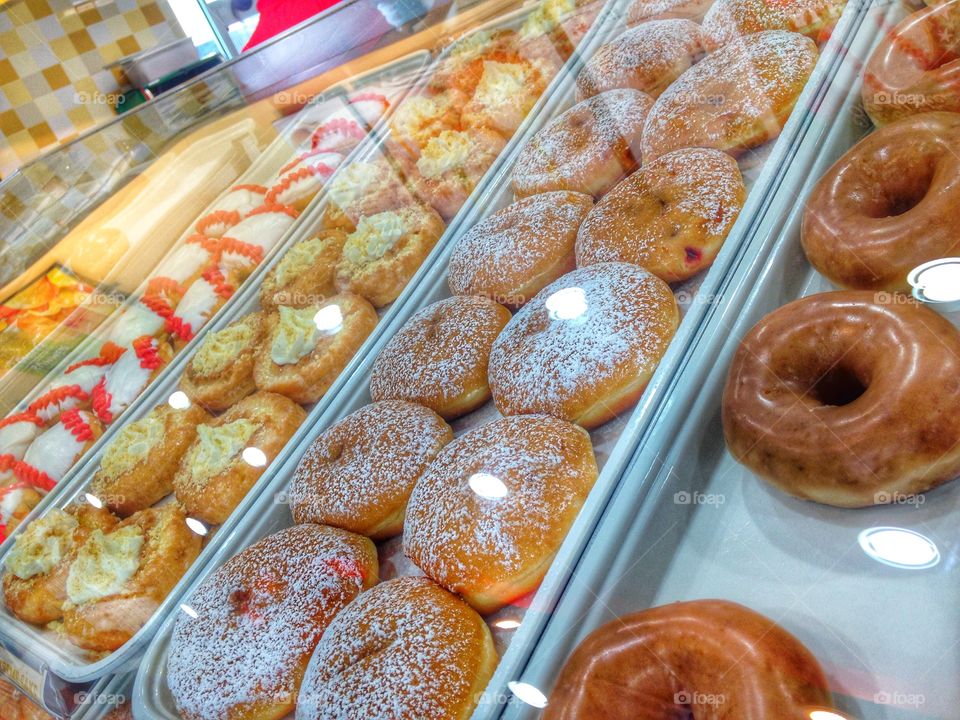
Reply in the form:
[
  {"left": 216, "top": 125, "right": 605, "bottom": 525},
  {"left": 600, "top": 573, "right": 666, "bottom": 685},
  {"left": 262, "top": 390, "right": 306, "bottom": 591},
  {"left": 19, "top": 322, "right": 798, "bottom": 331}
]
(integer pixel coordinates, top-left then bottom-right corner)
[{"left": 5, "top": 0, "right": 959, "bottom": 716}]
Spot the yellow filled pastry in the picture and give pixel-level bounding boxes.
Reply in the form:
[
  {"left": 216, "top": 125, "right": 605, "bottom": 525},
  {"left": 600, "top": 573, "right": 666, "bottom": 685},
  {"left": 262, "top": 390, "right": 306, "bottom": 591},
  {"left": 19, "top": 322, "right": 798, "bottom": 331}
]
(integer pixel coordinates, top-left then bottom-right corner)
[
  {"left": 258, "top": 230, "right": 348, "bottom": 310},
  {"left": 180, "top": 312, "right": 264, "bottom": 412}
]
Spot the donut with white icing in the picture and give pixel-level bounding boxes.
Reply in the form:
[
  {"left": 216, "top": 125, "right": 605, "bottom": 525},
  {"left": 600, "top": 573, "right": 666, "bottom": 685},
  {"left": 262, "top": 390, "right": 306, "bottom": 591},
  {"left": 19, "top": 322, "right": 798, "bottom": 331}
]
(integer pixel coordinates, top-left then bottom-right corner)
[
  {"left": 91, "top": 336, "right": 172, "bottom": 424},
  {"left": 18, "top": 409, "right": 103, "bottom": 489}
]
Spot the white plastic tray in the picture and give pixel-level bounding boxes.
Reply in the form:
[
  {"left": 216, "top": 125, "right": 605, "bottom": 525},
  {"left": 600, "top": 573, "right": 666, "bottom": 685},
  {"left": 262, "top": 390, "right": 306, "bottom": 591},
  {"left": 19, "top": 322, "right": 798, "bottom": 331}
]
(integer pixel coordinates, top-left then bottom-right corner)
[
  {"left": 132, "top": 0, "right": 872, "bottom": 715},
  {"left": 502, "top": 3, "right": 950, "bottom": 720}
]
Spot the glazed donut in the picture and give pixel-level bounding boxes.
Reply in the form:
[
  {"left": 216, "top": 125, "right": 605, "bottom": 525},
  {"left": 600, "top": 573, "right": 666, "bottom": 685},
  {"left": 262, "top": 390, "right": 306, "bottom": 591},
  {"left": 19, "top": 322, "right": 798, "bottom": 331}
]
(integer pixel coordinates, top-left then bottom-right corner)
[
  {"left": 447, "top": 191, "right": 594, "bottom": 310},
  {"left": 409, "top": 128, "right": 507, "bottom": 221},
  {"left": 3, "top": 504, "right": 116, "bottom": 625},
  {"left": 62, "top": 503, "right": 202, "bottom": 651},
  {"left": 296, "top": 576, "right": 497, "bottom": 720},
  {"left": 289, "top": 400, "right": 452, "bottom": 539},
  {"left": 168, "top": 524, "right": 377, "bottom": 720},
  {"left": 575, "top": 20, "right": 704, "bottom": 101},
  {"left": 700, "top": 0, "right": 845, "bottom": 51},
  {"left": 334, "top": 204, "right": 446, "bottom": 308},
  {"left": 576, "top": 147, "right": 746, "bottom": 282},
  {"left": 489, "top": 263, "right": 678, "bottom": 429},
  {"left": 641, "top": 30, "right": 818, "bottom": 161},
  {"left": 180, "top": 312, "right": 264, "bottom": 412},
  {"left": 90, "top": 402, "right": 212, "bottom": 516},
  {"left": 626, "top": 0, "right": 714, "bottom": 24},
  {"left": 404, "top": 415, "right": 597, "bottom": 613},
  {"left": 862, "top": 2, "right": 960, "bottom": 126},
  {"left": 173, "top": 391, "right": 306, "bottom": 525},
  {"left": 544, "top": 599, "right": 834, "bottom": 719},
  {"left": 253, "top": 294, "right": 378, "bottom": 404},
  {"left": 369, "top": 296, "right": 512, "bottom": 420},
  {"left": 723, "top": 291, "right": 960, "bottom": 507},
  {"left": 801, "top": 112, "right": 960, "bottom": 291},
  {"left": 512, "top": 89, "right": 654, "bottom": 199},
  {"left": 259, "top": 229, "right": 347, "bottom": 309}
]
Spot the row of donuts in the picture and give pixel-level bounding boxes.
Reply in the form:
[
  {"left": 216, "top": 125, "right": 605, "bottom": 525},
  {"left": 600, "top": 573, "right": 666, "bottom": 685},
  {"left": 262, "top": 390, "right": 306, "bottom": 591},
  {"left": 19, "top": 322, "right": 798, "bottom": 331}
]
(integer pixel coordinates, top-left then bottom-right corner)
[
  {"left": 156, "top": 2, "right": 853, "bottom": 717},
  {"left": 0, "top": 92, "right": 392, "bottom": 541},
  {"left": 0, "top": 0, "right": 608, "bottom": 668},
  {"left": 540, "top": 6, "right": 960, "bottom": 719}
]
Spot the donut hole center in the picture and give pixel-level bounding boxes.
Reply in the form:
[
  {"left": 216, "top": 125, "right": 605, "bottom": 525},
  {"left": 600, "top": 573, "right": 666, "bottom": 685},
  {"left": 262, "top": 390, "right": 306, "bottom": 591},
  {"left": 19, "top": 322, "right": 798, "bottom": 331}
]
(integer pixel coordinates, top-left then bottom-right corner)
[
  {"left": 866, "top": 156, "right": 935, "bottom": 218},
  {"left": 811, "top": 365, "right": 867, "bottom": 407}
]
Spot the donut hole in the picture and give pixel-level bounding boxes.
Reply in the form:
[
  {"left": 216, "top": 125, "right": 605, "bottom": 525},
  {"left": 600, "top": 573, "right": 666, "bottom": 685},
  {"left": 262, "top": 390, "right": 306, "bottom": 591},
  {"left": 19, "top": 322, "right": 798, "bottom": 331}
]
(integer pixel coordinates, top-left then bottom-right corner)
[
  {"left": 866, "top": 157, "right": 935, "bottom": 218},
  {"left": 811, "top": 365, "right": 867, "bottom": 407}
]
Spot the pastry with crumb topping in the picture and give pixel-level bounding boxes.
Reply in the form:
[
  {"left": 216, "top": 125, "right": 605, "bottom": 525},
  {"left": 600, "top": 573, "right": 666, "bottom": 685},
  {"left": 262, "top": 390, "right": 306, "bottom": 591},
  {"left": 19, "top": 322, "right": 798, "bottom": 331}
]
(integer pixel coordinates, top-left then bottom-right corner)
[
  {"left": 180, "top": 313, "right": 265, "bottom": 412},
  {"left": 259, "top": 230, "right": 348, "bottom": 310},
  {"left": 320, "top": 158, "right": 415, "bottom": 233},
  {"left": 89, "top": 403, "right": 212, "bottom": 516},
  {"left": 173, "top": 392, "right": 305, "bottom": 524}
]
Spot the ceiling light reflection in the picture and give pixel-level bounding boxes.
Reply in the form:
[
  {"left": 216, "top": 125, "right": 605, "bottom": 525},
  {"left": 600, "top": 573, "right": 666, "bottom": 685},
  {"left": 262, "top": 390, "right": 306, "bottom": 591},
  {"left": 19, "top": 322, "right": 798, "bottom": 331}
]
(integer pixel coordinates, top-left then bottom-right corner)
[
  {"left": 468, "top": 472, "right": 508, "bottom": 499},
  {"left": 180, "top": 603, "right": 198, "bottom": 618},
  {"left": 545, "top": 287, "right": 587, "bottom": 321},
  {"left": 168, "top": 391, "right": 191, "bottom": 409},
  {"left": 507, "top": 681, "right": 548, "bottom": 709},
  {"left": 494, "top": 618, "right": 521, "bottom": 630},
  {"left": 185, "top": 517, "right": 208, "bottom": 536},
  {"left": 84, "top": 493, "right": 103, "bottom": 509},
  {"left": 242, "top": 447, "right": 268, "bottom": 468},
  {"left": 314, "top": 305, "right": 344, "bottom": 334},
  {"left": 908, "top": 258, "right": 960, "bottom": 304},
  {"left": 858, "top": 526, "right": 940, "bottom": 570}
]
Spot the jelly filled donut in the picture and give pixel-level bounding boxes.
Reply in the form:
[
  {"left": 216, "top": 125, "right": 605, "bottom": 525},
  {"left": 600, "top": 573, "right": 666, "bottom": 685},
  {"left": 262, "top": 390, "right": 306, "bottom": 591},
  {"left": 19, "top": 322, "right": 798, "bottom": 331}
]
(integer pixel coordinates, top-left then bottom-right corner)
[
  {"left": 575, "top": 20, "right": 704, "bottom": 101},
  {"left": 369, "top": 296, "right": 512, "bottom": 420},
  {"left": 168, "top": 524, "right": 378, "bottom": 720},
  {"left": 296, "top": 577, "right": 497, "bottom": 720},
  {"left": 512, "top": 89, "right": 654, "bottom": 199},
  {"left": 448, "top": 191, "right": 594, "bottom": 310},
  {"left": 576, "top": 147, "right": 745, "bottom": 282},
  {"left": 404, "top": 415, "right": 598, "bottom": 614},
  {"left": 862, "top": 2, "right": 960, "bottom": 126},
  {"left": 641, "top": 30, "right": 818, "bottom": 161},
  {"left": 289, "top": 400, "right": 452, "bottom": 539},
  {"left": 723, "top": 291, "right": 960, "bottom": 507},
  {"left": 801, "top": 112, "right": 960, "bottom": 292},
  {"left": 489, "top": 262, "right": 678, "bottom": 429},
  {"left": 544, "top": 599, "right": 834, "bottom": 719}
]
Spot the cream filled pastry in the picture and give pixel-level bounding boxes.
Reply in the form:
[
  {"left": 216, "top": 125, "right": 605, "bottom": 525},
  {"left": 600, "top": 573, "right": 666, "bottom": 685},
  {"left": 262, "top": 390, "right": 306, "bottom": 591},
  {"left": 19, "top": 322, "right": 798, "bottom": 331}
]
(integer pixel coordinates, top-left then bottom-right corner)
[
  {"left": 462, "top": 60, "right": 546, "bottom": 136},
  {"left": 259, "top": 229, "right": 348, "bottom": 309},
  {"left": 181, "top": 312, "right": 264, "bottom": 411},
  {"left": 173, "top": 392, "right": 305, "bottom": 524},
  {"left": 253, "top": 294, "right": 378, "bottom": 404},
  {"left": 334, "top": 204, "right": 445, "bottom": 307}
]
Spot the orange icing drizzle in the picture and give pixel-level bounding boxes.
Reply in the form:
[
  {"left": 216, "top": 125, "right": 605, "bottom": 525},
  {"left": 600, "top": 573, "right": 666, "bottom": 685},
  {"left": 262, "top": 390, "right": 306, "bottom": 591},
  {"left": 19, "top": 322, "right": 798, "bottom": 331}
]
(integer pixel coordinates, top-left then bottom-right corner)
[
  {"left": 12, "top": 461, "right": 57, "bottom": 492},
  {"left": 133, "top": 336, "right": 163, "bottom": 370},
  {"left": 0, "top": 412, "right": 44, "bottom": 430},
  {"left": 66, "top": 342, "right": 124, "bottom": 373},
  {"left": 61, "top": 408, "right": 94, "bottom": 442},
  {"left": 186, "top": 233, "right": 221, "bottom": 254},
  {"left": 196, "top": 209, "right": 242, "bottom": 236},
  {"left": 146, "top": 276, "right": 187, "bottom": 298},
  {"left": 91, "top": 377, "right": 113, "bottom": 424},
  {"left": 217, "top": 237, "right": 264, "bottom": 264},
  {"left": 310, "top": 118, "right": 365, "bottom": 151},
  {"left": 28, "top": 385, "right": 88, "bottom": 416},
  {"left": 201, "top": 266, "right": 234, "bottom": 300},
  {"left": 0, "top": 454, "right": 16, "bottom": 472},
  {"left": 245, "top": 202, "right": 299, "bottom": 220},
  {"left": 350, "top": 91, "right": 389, "bottom": 107},
  {"left": 231, "top": 184, "right": 268, "bottom": 194}
]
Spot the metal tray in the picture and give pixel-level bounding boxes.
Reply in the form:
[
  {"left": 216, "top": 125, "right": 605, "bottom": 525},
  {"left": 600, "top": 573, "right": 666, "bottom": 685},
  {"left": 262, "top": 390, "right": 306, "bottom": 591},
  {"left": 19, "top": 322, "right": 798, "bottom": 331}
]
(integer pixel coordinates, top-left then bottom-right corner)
[
  {"left": 132, "top": 0, "right": 872, "bottom": 715},
  {"left": 501, "top": 3, "right": 951, "bottom": 720},
  {"left": 0, "top": 2, "right": 616, "bottom": 687},
  {"left": 72, "top": 673, "right": 134, "bottom": 720},
  {"left": 0, "top": 49, "right": 431, "bottom": 559}
]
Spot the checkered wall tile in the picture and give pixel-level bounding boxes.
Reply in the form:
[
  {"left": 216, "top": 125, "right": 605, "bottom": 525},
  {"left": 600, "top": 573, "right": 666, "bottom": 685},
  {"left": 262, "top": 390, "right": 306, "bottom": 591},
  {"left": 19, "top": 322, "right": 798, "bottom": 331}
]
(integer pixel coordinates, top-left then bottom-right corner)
[{"left": 0, "top": 0, "right": 185, "bottom": 178}]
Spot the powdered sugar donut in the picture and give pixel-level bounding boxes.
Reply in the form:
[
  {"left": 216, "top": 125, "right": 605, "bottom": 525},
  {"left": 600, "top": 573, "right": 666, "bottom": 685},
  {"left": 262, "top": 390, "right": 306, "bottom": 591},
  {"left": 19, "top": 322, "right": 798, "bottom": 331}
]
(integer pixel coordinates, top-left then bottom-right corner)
[
  {"left": 296, "top": 577, "right": 497, "bottom": 720},
  {"left": 289, "top": 400, "right": 452, "bottom": 539},
  {"left": 403, "top": 415, "right": 598, "bottom": 613},
  {"left": 411, "top": 128, "right": 507, "bottom": 221},
  {"left": 575, "top": 20, "right": 704, "bottom": 101},
  {"left": 448, "top": 191, "right": 594, "bottom": 310},
  {"left": 369, "top": 296, "right": 512, "bottom": 420},
  {"left": 168, "top": 524, "right": 378, "bottom": 720},
  {"left": 512, "top": 89, "right": 654, "bottom": 199},
  {"left": 489, "top": 263, "right": 678, "bottom": 428},
  {"left": 641, "top": 30, "right": 818, "bottom": 161},
  {"left": 700, "top": 0, "right": 844, "bottom": 51},
  {"left": 626, "top": 0, "right": 715, "bottom": 23},
  {"left": 18, "top": 409, "right": 103, "bottom": 489},
  {"left": 576, "top": 148, "right": 746, "bottom": 282},
  {"left": 91, "top": 336, "right": 172, "bottom": 424}
]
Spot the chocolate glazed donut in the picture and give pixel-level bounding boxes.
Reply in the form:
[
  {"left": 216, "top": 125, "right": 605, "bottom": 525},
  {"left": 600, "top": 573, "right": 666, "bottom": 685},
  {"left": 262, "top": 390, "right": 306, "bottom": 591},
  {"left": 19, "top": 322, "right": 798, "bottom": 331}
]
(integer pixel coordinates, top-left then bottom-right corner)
[
  {"left": 723, "top": 291, "right": 960, "bottom": 507},
  {"left": 801, "top": 112, "right": 960, "bottom": 292},
  {"left": 544, "top": 600, "right": 834, "bottom": 720}
]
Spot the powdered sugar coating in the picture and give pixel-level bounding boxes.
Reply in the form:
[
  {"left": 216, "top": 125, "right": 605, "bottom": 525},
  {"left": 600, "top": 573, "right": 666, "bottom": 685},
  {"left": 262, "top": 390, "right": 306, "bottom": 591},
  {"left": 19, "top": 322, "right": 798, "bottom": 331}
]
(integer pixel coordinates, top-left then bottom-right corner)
[
  {"left": 289, "top": 400, "right": 452, "bottom": 536},
  {"left": 488, "top": 262, "right": 678, "bottom": 423},
  {"left": 575, "top": 19, "right": 704, "bottom": 101},
  {"left": 626, "top": 0, "right": 715, "bottom": 23},
  {"left": 369, "top": 296, "right": 511, "bottom": 419},
  {"left": 167, "top": 524, "right": 376, "bottom": 720},
  {"left": 402, "top": 415, "right": 597, "bottom": 606},
  {"left": 641, "top": 30, "right": 819, "bottom": 160},
  {"left": 700, "top": 0, "right": 844, "bottom": 50},
  {"left": 576, "top": 147, "right": 746, "bottom": 282},
  {"left": 512, "top": 89, "right": 654, "bottom": 198},
  {"left": 447, "top": 191, "right": 593, "bottom": 308},
  {"left": 296, "top": 576, "right": 495, "bottom": 720}
]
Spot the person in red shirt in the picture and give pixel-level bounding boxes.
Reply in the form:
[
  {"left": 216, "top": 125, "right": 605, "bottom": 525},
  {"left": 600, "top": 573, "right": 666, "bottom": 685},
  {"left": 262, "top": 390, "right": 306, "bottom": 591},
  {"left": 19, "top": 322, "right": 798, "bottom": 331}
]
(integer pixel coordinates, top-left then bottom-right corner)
[{"left": 238, "top": 0, "right": 346, "bottom": 51}]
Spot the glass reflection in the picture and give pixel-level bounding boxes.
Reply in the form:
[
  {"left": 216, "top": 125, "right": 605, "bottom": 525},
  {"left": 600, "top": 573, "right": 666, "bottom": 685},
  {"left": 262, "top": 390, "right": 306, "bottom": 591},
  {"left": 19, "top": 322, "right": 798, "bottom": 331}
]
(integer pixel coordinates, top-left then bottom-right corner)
[
  {"left": 168, "top": 391, "right": 191, "bottom": 410},
  {"left": 242, "top": 447, "right": 268, "bottom": 468},
  {"left": 508, "top": 681, "right": 548, "bottom": 708},
  {"left": 314, "top": 305, "right": 344, "bottom": 334},
  {"left": 84, "top": 493, "right": 103, "bottom": 508},
  {"left": 908, "top": 258, "right": 960, "bottom": 303},
  {"left": 857, "top": 526, "right": 940, "bottom": 570},
  {"left": 546, "top": 287, "right": 587, "bottom": 321},
  {"left": 185, "top": 517, "right": 208, "bottom": 536},
  {"left": 468, "top": 472, "right": 508, "bottom": 499}
]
